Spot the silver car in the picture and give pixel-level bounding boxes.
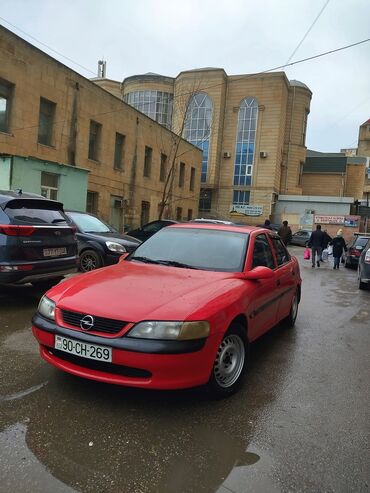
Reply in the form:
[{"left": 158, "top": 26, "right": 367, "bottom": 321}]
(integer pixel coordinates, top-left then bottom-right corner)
[{"left": 290, "top": 230, "right": 312, "bottom": 246}]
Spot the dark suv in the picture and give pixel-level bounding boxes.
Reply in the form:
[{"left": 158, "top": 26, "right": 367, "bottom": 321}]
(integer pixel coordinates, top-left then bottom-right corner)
[
  {"left": 344, "top": 233, "right": 370, "bottom": 268},
  {"left": 0, "top": 190, "right": 78, "bottom": 287}
]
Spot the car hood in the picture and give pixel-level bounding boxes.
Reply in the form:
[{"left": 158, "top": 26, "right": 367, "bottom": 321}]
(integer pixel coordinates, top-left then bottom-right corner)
[
  {"left": 49, "top": 261, "right": 243, "bottom": 322},
  {"left": 79, "top": 231, "right": 141, "bottom": 246}
]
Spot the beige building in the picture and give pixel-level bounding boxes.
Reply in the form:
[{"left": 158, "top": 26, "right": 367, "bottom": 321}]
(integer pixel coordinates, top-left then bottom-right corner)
[
  {"left": 357, "top": 119, "right": 370, "bottom": 200},
  {"left": 94, "top": 69, "right": 312, "bottom": 224},
  {"left": 0, "top": 26, "right": 202, "bottom": 230}
]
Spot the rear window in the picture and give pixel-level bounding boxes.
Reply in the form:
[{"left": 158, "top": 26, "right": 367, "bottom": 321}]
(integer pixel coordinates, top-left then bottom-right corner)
[
  {"left": 4, "top": 199, "right": 66, "bottom": 225},
  {"left": 355, "top": 237, "right": 370, "bottom": 248}
]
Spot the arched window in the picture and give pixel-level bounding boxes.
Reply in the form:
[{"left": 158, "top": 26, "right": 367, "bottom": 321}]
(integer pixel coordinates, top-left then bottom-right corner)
[
  {"left": 183, "top": 92, "right": 213, "bottom": 183},
  {"left": 233, "top": 97, "right": 258, "bottom": 187}
]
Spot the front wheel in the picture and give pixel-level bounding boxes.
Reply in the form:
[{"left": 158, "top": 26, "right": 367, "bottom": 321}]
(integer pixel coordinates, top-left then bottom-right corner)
[
  {"left": 358, "top": 270, "right": 366, "bottom": 290},
  {"left": 79, "top": 249, "right": 102, "bottom": 272},
  {"left": 207, "top": 324, "right": 248, "bottom": 398}
]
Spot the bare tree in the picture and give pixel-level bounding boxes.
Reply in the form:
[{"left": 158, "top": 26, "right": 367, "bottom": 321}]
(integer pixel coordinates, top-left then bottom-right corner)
[{"left": 156, "top": 78, "right": 213, "bottom": 220}]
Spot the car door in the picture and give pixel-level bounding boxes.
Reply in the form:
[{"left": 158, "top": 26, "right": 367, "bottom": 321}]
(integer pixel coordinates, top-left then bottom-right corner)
[
  {"left": 247, "top": 233, "right": 279, "bottom": 341},
  {"left": 270, "top": 236, "right": 296, "bottom": 322}
]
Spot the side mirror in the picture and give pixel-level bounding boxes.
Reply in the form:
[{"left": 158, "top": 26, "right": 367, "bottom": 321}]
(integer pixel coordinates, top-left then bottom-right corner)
[
  {"left": 119, "top": 252, "right": 129, "bottom": 263},
  {"left": 243, "top": 266, "right": 274, "bottom": 280}
]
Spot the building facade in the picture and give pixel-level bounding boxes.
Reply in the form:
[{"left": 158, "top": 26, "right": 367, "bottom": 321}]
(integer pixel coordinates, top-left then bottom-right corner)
[
  {"left": 0, "top": 26, "right": 202, "bottom": 230},
  {"left": 101, "top": 69, "right": 313, "bottom": 224}
]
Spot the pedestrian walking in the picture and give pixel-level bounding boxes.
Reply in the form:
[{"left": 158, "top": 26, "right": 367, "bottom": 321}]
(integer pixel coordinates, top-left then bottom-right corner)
[
  {"left": 278, "top": 220, "right": 293, "bottom": 246},
  {"left": 320, "top": 229, "right": 332, "bottom": 261},
  {"left": 330, "top": 229, "right": 347, "bottom": 269},
  {"left": 308, "top": 224, "right": 324, "bottom": 268}
]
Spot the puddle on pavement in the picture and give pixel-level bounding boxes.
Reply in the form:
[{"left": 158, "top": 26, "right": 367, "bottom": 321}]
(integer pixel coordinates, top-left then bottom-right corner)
[{"left": 0, "top": 382, "right": 48, "bottom": 403}]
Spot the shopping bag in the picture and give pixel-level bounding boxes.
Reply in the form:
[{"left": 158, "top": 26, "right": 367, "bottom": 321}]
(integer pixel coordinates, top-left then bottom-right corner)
[
  {"left": 327, "top": 245, "right": 333, "bottom": 255},
  {"left": 304, "top": 247, "right": 311, "bottom": 260},
  {"left": 322, "top": 248, "right": 329, "bottom": 262}
]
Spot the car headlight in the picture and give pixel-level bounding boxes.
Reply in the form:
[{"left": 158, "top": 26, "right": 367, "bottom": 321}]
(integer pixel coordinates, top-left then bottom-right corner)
[
  {"left": 127, "top": 321, "right": 210, "bottom": 340},
  {"left": 105, "top": 241, "right": 126, "bottom": 254},
  {"left": 38, "top": 295, "right": 56, "bottom": 320}
]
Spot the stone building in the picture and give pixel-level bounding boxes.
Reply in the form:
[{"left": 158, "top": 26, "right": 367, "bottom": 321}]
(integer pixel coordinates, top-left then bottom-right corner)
[
  {"left": 0, "top": 26, "right": 202, "bottom": 231},
  {"left": 95, "top": 68, "right": 312, "bottom": 224}
]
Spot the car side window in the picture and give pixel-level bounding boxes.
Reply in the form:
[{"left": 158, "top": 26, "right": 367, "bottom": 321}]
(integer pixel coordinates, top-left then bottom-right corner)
[
  {"left": 252, "top": 234, "right": 275, "bottom": 269},
  {"left": 143, "top": 222, "right": 161, "bottom": 233},
  {"left": 271, "top": 237, "right": 291, "bottom": 266}
]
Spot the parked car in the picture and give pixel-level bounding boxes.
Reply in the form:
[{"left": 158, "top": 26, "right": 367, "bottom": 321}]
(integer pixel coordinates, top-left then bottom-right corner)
[
  {"left": 289, "top": 230, "right": 312, "bottom": 247},
  {"left": 126, "top": 219, "right": 178, "bottom": 241},
  {"left": 358, "top": 239, "right": 370, "bottom": 290},
  {"left": 344, "top": 233, "right": 370, "bottom": 268},
  {"left": 0, "top": 190, "right": 77, "bottom": 288},
  {"left": 64, "top": 211, "right": 141, "bottom": 272},
  {"left": 32, "top": 223, "right": 301, "bottom": 398}
]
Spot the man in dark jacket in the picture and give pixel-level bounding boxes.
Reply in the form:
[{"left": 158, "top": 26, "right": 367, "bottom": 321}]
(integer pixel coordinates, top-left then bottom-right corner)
[
  {"left": 308, "top": 224, "right": 325, "bottom": 268},
  {"left": 278, "top": 220, "right": 293, "bottom": 246},
  {"left": 320, "top": 229, "right": 332, "bottom": 261}
]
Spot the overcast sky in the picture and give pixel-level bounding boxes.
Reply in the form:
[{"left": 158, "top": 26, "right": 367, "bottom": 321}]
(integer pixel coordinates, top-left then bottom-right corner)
[{"left": 1, "top": 0, "right": 369, "bottom": 152}]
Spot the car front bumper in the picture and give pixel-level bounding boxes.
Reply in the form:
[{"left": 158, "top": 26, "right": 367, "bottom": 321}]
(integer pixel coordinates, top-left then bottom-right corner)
[{"left": 32, "top": 314, "right": 221, "bottom": 390}]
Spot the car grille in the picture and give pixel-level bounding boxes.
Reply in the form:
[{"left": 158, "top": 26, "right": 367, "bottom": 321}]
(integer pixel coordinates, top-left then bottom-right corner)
[
  {"left": 61, "top": 309, "right": 128, "bottom": 334},
  {"left": 49, "top": 348, "right": 151, "bottom": 379}
]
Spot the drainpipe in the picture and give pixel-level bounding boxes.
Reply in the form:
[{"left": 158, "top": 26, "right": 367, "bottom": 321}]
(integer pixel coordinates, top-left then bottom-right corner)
[{"left": 285, "top": 86, "right": 296, "bottom": 193}]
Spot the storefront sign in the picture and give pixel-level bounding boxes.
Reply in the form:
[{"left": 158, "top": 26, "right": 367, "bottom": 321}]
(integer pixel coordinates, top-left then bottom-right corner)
[
  {"left": 314, "top": 215, "right": 344, "bottom": 225},
  {"left": 230, "top": 204, "right": 263, "bottom": 216},
  {"left": 344, "top": 216, "right": 359, "bottom": 228}
]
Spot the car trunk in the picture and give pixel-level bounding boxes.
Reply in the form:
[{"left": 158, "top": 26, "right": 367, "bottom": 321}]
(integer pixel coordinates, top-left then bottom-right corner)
[{"left": 2, "top": 199, "right": 77, "bottom": 262}]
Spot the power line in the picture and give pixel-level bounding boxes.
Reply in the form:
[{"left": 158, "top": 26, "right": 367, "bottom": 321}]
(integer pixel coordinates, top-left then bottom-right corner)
[
  {"left": 285, "top": 0, "right": 330, "bottom": 65},
  {"left": 0, "top": 16, "right": 97, "bottom": 76}
]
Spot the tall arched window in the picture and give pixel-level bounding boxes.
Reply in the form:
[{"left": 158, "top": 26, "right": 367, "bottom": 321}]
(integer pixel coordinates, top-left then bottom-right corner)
[
  {"left": 233, "top": 97, "right": 258, "bottom": 187},
  {"left": 183, "top": 92, "right": 213, "bottom": 183}
]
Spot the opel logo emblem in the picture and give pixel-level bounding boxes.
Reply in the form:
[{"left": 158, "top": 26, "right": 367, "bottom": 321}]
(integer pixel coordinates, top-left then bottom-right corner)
[
  {"left": 54, "top": 230, "right": 61, "bottom": 236},
  {"left": 80, "top": 315, "right": 94, "bottom": 331}
]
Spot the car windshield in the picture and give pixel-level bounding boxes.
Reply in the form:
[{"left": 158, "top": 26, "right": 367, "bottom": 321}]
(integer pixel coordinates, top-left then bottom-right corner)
[
  {"left": 129, "top": 227, "right": 249, "bottom": 272},
  {"left": 67, "top": 212, "right": 113, "bottom": 233}
]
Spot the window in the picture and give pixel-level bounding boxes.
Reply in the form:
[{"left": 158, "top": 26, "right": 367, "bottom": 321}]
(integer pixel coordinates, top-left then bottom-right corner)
[
  {"left": 176, "top": 207, "right": 183, "bottom": 221},
  {"left": 89, "top": 121, "right": 102, "bottom": 161},
  {"left": 141, "top": 201, "right": 150, "bottom": 225},
  {"left": 0, "top": 78, "right": 13, "bottom": 133},
  {"left": 187, "top": 209, "right": 193, "bottom": 221},
  {"left": 233, "top": 190, "right": 250, "bottom": 206},
  {"left": 124, "top": 90, "right": 173, "bottom": 129},
  {"left": 199, "top": 189, "right": 212, "bottom": 212},
  {"left": 160, "top": 153, "right": 167, "bottom": 182},
  {"left": 302, "top": 109, "right": 309, "bottom": 146},
  {"left": 144, "top": 146, "right": 152, "bottom": 177},
  {"left": 114, "top": 133, "right": 125, "bottom": 170},
  {"left": 183, "top": 92, "right": 213, "bottom": 183},
  {"left": 86, "top": 191, "right": 99, "bottom": 214},
  {"left": 40, "top": 172, "right": 59, "bottom": 200},
  {"left": 271, "top": 237, "right": 290, "bottom": 266},
  {"left": 234, "top": 97, "right": 258, "bottom": 186},
  {"left": 38, "top": 98, "right": 56, "bottom": 146},
  {"left": 190, "top": 167, "right": 195, "bottom": 191},
  {"left": 179, "top": 162, "right": 185, "bottom": 187},
  {"left": 252, "top": 234, "right": 275, "bottom": 269}
]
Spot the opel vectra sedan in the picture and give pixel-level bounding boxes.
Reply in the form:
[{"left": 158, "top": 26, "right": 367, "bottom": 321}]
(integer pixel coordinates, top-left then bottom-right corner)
[{"left": 32, "top": 223, "right": 301, "bottom": 397}]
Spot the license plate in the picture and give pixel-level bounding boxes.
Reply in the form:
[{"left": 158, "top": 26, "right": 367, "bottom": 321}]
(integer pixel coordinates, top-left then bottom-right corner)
[
  {"left": 43, "top": 247, "right": 67, "bottom": 257},
  {"left": 55, "top": 335, "right": 112, "bottom": 362}
]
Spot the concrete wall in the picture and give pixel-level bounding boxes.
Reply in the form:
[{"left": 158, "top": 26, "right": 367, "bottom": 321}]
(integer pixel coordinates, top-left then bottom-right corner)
[{"left": 0, "top": 156, "right": 12, "bottom": 189}]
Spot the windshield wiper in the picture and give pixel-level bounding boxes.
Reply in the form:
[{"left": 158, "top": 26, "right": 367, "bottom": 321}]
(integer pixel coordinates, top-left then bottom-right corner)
[
  {"left": 131, "top": 256, "right": 162, "bottom": 264},
  {"left": 156, "top": 260, "right": 198, "bottom": 269}
]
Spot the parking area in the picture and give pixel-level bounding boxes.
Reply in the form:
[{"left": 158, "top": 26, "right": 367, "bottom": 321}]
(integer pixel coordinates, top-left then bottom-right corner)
[{"left": 0, "top": 246, "right": 369, "bottom": 493}]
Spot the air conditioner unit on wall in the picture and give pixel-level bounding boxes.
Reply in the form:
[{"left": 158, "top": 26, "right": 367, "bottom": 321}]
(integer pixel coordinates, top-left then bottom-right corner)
[
  {"left": 260, "top": 151, "right": 268, "bottom": 159},
  {"left": 114, "top": 199, "right": 124, "bottom": 209},
  {"left": 223, "top": 151, "right": 231, "bottom": 159}
]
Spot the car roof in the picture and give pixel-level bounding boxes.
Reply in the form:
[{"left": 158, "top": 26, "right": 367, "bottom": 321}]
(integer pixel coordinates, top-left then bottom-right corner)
[
  {"left": 0, "top": 190, "right": 63, "bottom": 208},
  {"left": 168, "top": 222, "right": 274, "bottom": 235}
]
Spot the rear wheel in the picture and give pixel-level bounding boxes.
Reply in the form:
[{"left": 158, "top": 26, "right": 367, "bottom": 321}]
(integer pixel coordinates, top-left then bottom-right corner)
[
  {"left": 284, "top": 290, "right": 299, "bottom": 328},
  {"left": 79, "top": 249, "right": 102, "bottom": 272},
  {"left": 207, "top": 324, "right": 248, "bottom": 398},
  {"left": 358, "top": 269, "right": 366, "bottom": 290}
]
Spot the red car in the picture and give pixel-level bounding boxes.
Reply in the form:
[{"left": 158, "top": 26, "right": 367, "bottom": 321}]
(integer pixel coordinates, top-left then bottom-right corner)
[{"left": 32, "top": 223, "right": 301, "bottom": 397}]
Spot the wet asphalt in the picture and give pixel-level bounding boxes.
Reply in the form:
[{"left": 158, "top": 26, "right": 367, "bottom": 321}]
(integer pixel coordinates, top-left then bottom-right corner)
[{"left": 0, "top": 247, "right": 369, "bottom": 493}]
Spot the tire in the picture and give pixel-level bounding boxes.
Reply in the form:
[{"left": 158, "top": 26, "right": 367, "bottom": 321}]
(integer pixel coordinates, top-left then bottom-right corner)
[
  {"left": 31, "top": 277, "right": 63, "bottom": 291},
  {"left": 207, "top": 323, "right": 248, "bottom": 398},
  {"left": 284, "top": 289, "right": 299, "bottom": 328},
  {"left": 358, "top": 269, "right": 366, "bottom": 290},
  {"left": 79, "top": 249, "right": 102, "bottom": 272}
]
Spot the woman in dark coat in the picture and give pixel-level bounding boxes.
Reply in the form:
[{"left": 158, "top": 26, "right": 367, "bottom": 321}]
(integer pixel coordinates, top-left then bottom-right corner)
[{"left": 330, "top": 229, "right": 347, "bottom": 269}]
